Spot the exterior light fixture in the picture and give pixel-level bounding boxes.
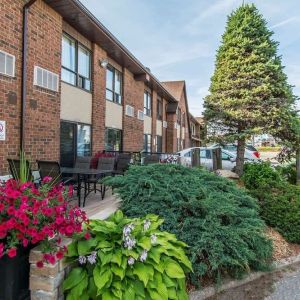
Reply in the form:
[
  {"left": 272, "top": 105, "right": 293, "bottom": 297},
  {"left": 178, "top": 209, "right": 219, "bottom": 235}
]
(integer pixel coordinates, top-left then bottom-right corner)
[{"left": 100, "top": 59, "right": 108, "bottom": 68}]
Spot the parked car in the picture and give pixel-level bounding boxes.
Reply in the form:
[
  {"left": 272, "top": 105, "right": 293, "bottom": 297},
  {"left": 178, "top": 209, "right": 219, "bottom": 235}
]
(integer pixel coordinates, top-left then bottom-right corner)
[
  {"left": 178, "top": 147, "right": 259, "bottom": 171},
  {"left": 212, "top": 143, "right": 260, "bottom": 159}
]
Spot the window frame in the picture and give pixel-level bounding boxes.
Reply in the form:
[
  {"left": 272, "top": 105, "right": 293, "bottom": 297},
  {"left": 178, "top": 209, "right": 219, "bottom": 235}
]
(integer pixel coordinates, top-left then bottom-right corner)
[
  {"left": 177, "top": 108, "right": 181, "bottom": 125},
  {"left": 0, "top": 50, "right": 15, "bottom": 78},
  {"left": 144, "top": 134, "right": 152, "bottom": 153},
  {"left": 157, "top": 97, "right": 163, "bottom": 121},
  {"left": 106, "top": 64, "right": 123, "bottom": 104},
  {"left": 144, "top": 91, "right": 152, "bottom": 117},
  {"left": 156, "top": 135, "right": 162, "bottom": 153},
  {"left": 61, "top": 32, "right": 92, "bottom": 91},
  {"left": 105, "top": 127, "right": 123, "bottom": 151}
]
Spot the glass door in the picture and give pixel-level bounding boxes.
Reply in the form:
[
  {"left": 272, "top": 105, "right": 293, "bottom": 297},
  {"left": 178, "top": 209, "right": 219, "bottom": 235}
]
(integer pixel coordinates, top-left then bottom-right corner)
[{"left": 60, "top": 122, "right": 76, "bottom": 167}]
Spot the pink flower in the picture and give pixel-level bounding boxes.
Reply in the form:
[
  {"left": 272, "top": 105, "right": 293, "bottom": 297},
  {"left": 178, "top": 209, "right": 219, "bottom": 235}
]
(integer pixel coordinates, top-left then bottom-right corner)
[
  {"left": 84, "top": 232, "right": 91, "bottom": 240},
  {"left": 42, "top": 176, "right": 52, "bottom": 184},
  {"left": 68, "top": 185, "right": 73, "bottom": 197},
  {"left": 7, "top": 248, "right": 17, "bottom": 258},
  {"left": 0, "top": 203, "right": 4, "bottom": 212},
  {"left": 7, "top": 206, "right": 15, "bottom": 215},
  {"left": 36, "top": 261, "right": 44, "bottom": 268},
  {"left": 56, "top": 251, "right": 64, "bottom": 260},
  {"left": 65, "top": 225, "right": 74, "bottom": 235},
  {"left": 0, "top": 243, "right": 4, "bottom": 258},
  {"left": 22, "top": 239, "right": 29, "bottom": 248}
]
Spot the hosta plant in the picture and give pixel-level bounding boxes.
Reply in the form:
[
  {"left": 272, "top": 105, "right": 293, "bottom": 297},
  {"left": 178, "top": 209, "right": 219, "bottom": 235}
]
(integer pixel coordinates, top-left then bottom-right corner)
[{"left": 63, "top": 210, "right": 192, "bottom": 300}]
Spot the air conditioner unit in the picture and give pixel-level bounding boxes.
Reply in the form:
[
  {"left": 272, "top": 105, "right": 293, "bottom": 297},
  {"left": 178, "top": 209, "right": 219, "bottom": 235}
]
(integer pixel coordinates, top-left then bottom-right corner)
[
  {"left": 34, "top": 66, "right": 59, "bottom": 92},
  {"left": 163, "top": 121, "right": 168, "bottom": 128},
  {"left": 125, "top": 105, "right": 134, "bottom": 117},
  {"left": 137, "top": 110, "right": 144, "bottom": 121}
]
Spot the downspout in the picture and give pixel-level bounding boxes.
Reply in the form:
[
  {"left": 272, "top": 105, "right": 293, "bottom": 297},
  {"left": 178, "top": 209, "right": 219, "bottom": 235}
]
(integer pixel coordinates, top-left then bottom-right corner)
[{"left": 21, "top": 0, "right": 37, "bottom": 151}]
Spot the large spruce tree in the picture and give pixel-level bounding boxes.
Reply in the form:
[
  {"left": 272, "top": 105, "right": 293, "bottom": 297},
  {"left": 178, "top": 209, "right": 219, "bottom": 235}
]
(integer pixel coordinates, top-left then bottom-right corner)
[{"left": 204, "top": 4, "right": 297, "bottom": 175}]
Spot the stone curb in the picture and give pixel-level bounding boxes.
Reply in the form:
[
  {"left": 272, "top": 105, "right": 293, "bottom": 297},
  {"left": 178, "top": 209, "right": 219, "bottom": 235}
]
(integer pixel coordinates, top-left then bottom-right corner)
[{"left": 189, "top": 254, "right": 300, "bottom": 300}]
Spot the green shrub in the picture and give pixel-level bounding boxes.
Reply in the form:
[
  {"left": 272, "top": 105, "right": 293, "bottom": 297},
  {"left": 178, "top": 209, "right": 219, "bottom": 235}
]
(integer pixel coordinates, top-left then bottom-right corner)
[
  {"left": 63, "top": 211, "right": 192, "bottom": 300},
  {"left": 276, "top": 162, "right": 297, "bottom": 185},
  {"left": 243, "top": 162, "right": 300, "bottom": 243},
  {"left": 103, "top": 164, "right": 272, "bottom": 286}
]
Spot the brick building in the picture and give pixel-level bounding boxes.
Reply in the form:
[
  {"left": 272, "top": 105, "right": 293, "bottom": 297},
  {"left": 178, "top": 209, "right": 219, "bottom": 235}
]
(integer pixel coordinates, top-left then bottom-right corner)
[{"left": 0, "top": 0, "right": 194, "bottom": 174}]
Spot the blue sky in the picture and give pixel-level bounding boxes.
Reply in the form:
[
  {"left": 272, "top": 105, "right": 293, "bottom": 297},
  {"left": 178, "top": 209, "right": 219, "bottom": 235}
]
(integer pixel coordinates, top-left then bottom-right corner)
[{"left": 81, "top": 0, "right": 300, "bottom": 116}]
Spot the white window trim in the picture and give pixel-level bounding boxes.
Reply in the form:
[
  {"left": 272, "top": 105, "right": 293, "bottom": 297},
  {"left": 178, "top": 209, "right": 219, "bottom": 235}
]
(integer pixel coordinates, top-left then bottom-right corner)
[
  {"left": 137, "top": 110, "right": 144, "bottom": 121},
  {"left": 34, "top": 66, "right": 59, "bottom": 92},
  {"left": 0, "top": 50, "right": 15, "bottom": 78}
]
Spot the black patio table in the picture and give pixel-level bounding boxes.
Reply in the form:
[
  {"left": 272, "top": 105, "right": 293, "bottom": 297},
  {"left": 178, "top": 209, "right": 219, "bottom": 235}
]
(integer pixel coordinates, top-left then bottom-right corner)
[{"left": 61, "top": 168, "right": 112, "bottom": 207}]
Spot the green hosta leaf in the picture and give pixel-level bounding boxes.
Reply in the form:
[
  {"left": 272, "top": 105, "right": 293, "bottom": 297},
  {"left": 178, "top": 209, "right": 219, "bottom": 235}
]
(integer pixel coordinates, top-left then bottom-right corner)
[
  {"left": 112, "top": 287, "right": 122, "bottom": 299},
  {"left": 177, "top": 289, "right": 189, "bottom": 300},
  {"left": 156, "top": 282, "right": 168, "bottom": 300},
  {"left": 162, "top": 273, "right": 176, "bottom": 287},
  {"left": 124, "top": 283, "right": 136, "bottom": 300},
  {"left": 111, "top": 263, "right": 125, "bottom": 279},
  {"left": 111, "top": 249, "right": 122, "bottom": 266},
  {"left": 164, "top": 259, "right": 185, "bottom": 279},
  {"left": 112, "top": 210, "right": 124, "bottom": 223},
  {"left": 102, "top": 290, "right": 119, "bottom": 300},
  {"left": 77, "top": 238, "right": 97, "bottom": 255},
  {"left": 98, "top": 251, "right": 113, "bottom": 265},
  {"left": 63, "top": 268, "right": 85, "bottom": 291},
  {"left": 93, "top": 266, "right": 112, "bottom": 292},
  {"left": 133, "top": 281, "right": 145, "bottom": 297},
  {"left": 88, "top": 276, "right": 97, "bottom": 300},
  {"left": 166, "top": 249, "right": 193, "bottom": 271},
  {"left": 65, "top": 242, "right": 78, "bottom": 257},
  {"left": 167, "top": 287, "right": 177, "bottom": 299},
  {"left": 96, "top": 240, "right": 112, "bottom": 249},
  {"left": 148, "top": 289, "right": 164, "bottom": 300},
  {"left": 148, "top": 248, "right": 161, "bottom": 264},
  {"left": 138, "top": 236, "right": 151, "bottom": 250},
  {"left": 133, "top": 263, "right": 151, "bottom": 287},
  {"left": 69, "top": 272, "right": 88, "bottom": 299}
]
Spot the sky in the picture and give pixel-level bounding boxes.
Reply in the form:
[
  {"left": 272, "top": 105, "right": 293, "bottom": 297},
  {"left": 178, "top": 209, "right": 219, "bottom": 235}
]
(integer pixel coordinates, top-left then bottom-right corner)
[{"left": 81, "top": 0, "right": 300, "bottom": 116}]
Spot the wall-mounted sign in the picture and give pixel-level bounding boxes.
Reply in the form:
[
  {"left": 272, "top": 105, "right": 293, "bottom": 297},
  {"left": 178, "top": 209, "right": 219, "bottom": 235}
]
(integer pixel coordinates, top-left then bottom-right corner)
[{"left": 0, "top": 121, "right": 6, "bottom": 141}]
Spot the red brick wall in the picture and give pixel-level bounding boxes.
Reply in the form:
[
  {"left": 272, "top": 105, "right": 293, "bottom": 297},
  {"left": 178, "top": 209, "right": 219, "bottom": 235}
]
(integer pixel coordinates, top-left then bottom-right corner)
[
  {"left": 91, "top": 44, "right": 106, "bottom": 154},
  {"left": 0, "top": 0, "right": 62, "bottom": 173},
  {"left": 122, "top": 69, "right": 144, "bottom": 152},
  {"left": 25, "top": 0, "right": 62, "bottom": 166},
  {"left": 0, "top": 0, "right": 23, "bottom": 174}
]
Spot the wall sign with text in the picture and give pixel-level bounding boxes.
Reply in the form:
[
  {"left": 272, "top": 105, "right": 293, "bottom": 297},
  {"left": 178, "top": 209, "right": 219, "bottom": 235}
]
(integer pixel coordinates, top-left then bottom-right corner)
[{"left": 0, "top": 121, "right": 6, "bottom": 141}]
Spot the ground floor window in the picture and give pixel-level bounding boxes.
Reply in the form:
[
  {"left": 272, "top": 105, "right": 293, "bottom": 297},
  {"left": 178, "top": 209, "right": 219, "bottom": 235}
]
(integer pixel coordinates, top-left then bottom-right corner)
[
  {"left": 144, "top": 134, "right": 152, "bottom": 153},
  {"left": 105, "top": 128, "right": 122, "bottom": 151},
  {"left": 156, "top": 135, "right": 162, "bottom": 153},
  {"left": 60, "top": 121, "right": 91, "bottom": 167}
]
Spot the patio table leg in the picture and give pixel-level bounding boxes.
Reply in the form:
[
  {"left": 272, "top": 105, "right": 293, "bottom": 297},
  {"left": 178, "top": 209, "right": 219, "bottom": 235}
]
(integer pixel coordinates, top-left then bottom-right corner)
[{"left": 77, "top": 174, "right": 81, "bottom": 207}]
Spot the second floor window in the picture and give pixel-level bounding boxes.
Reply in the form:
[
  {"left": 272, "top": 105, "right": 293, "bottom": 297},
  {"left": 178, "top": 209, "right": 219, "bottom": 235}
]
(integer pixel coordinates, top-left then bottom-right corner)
[
  {"left": 157, "top": 98, "right": 163, "bottom": 120},
  {"left": 62, "top": 34, "right": 91, "bottom": 91},
  {"left": 144, "top": 91, "right": 152, "bottom": 116},
  {"left": 177, "top": 108, "right": 181, "bottom": 125},
  {"left": 106, "top": 66, "right": 122, "bottom": 104}
]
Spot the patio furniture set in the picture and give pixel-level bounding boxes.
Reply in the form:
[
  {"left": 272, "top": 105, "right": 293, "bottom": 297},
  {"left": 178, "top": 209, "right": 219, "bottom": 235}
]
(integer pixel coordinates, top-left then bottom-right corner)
[{"left": 6, "top": 153, "right": 131, "bottom": 207}]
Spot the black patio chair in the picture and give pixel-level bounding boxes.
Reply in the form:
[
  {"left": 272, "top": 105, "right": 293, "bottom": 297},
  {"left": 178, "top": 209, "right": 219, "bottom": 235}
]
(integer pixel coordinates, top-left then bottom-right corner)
[
  {"left": 7, "top": 159, "right": 33, "bottom": 181},
  {"left": 113, "top": 153, "right": 131, "bottom": 176},
  {"left": 86, "top": 157, "right": 116, "bottom": 197},
  {"left": 37, "top": 160, "right": 71, "bottom": 185}
]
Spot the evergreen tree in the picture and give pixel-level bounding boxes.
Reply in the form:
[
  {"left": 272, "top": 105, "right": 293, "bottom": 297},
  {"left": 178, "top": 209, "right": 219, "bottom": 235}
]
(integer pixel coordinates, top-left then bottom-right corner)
[{"left": 204, "top": 4, "right": 297, "bottom": 175}]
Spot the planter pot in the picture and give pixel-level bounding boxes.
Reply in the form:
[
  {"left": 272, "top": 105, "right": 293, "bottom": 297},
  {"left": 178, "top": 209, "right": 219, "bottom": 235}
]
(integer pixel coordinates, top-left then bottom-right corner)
[{"left": 0, "top": 246, "right": 31, "bottom": 300}]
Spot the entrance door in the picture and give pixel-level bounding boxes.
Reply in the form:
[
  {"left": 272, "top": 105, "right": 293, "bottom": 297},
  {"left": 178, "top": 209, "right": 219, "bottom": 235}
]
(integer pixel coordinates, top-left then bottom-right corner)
[{"left": 60, "top": 122, "right": 76, "bottom": 167}]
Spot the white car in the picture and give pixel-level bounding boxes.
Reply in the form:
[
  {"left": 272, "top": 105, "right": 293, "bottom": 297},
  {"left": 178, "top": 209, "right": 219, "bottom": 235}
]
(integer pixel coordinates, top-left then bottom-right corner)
[{"left": 178, "top": 147, "right": 258, "bottom": 171}]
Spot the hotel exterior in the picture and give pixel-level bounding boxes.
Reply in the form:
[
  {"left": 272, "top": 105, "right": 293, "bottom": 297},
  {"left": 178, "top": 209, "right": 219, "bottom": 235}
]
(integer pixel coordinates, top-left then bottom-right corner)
[{"left": 0, "top": 0, "right": 198, "bottom": 173}]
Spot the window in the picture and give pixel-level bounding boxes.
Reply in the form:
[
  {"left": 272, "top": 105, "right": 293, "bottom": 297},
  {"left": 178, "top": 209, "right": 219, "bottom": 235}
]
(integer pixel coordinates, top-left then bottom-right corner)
[
  {"left": 144, "top": 91, "right": 152, "bottom": 116},
  {"left": 222, "top": 151, "right": 233, "bottom": 161},
  {"left": 157, "top": 98, "right": 163, "bottom": 120},
  {"left": 61, "top": 34, "right": 91, "bottom": 91},
  {"left": 177, "top": 108, "right": 181, "bottom": 125},
  {"left": 144, "top": 134, "right": 152, "bottom": 152},
  {"left": 156, "top": 135, "right": 162, "bottom": 152},
  {"left": 60, "top": 122, "right": 91, "bottom": 167},
  {"left": 182, "top": 112, "right": 185, "bottom": 127},
  {"left": 177, "top": 138, "right": 180, "bottom": 152},
  {"left": 105, "top": 128, "right": 122, "bottom": 151},
  {"left": 106, "top": 65, "right": 122, "bottom": 104},
  {"left": 0, "top": 50, "right": 15, "bottom": 77}
]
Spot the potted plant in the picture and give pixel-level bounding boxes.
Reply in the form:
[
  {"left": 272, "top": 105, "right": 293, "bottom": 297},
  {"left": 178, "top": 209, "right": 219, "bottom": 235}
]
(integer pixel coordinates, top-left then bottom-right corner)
[{"left": 0, "top": 176, "right": 87, "bottom": 300}]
